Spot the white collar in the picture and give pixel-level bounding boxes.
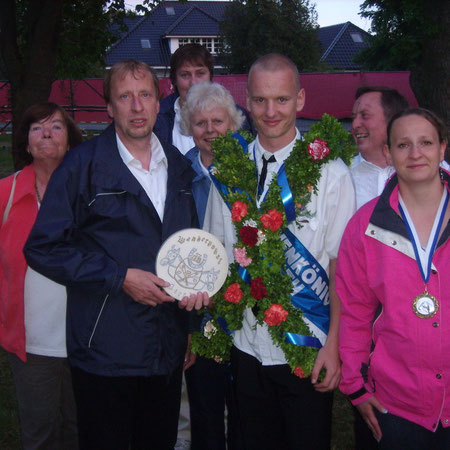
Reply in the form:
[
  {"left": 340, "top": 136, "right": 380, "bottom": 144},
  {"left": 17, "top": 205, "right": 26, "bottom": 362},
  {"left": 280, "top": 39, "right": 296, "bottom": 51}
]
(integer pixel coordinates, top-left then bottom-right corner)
[
  {"left": 255, "top": 129, "right": 301, "bottom": 164},
  {"left": 352, "top": 153, "right": 391, "bottom": 172},
  {"left": 174, "top": 96, "right": 182, "bottom": 116},
  {"left": 116, "top": 133, "right": 167, "bottom": 171},
  {"left": 197, "top": 150, "right": 210, "bottom": 177}
]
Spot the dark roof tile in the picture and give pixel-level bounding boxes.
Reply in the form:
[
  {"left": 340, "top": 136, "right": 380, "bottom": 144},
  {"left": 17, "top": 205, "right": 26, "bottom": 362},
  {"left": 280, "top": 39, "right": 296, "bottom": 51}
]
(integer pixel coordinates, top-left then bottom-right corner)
[{"left": 107, "top": 4, "right": 371, "bottom": 71}]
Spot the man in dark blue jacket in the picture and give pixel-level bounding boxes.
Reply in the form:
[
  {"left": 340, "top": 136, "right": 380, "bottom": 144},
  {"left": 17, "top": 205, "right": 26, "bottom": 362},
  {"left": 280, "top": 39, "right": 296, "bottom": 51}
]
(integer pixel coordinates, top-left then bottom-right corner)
[{"left": 24, "top": 60, "right": 209, "bottom": 450}]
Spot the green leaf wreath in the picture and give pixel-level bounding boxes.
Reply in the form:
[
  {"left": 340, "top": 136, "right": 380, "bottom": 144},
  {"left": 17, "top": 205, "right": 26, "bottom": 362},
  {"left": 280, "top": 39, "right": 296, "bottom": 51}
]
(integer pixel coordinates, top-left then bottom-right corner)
[{"left": 191, "top": 114, "right": 356, "bottom": 377}]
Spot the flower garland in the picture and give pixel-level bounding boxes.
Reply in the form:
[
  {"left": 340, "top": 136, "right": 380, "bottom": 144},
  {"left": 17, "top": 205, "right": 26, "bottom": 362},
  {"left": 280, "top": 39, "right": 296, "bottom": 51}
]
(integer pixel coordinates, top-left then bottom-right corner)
[{"left": 191, "top": 114, "right": 356, "bottom": 377}]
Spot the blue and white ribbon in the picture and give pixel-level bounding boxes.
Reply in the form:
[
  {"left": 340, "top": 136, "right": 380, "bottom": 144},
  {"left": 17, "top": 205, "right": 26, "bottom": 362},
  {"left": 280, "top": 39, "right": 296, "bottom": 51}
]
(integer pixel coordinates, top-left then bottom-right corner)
[{"left": 399, "top": 188, "right": 449, "bottom": 284}]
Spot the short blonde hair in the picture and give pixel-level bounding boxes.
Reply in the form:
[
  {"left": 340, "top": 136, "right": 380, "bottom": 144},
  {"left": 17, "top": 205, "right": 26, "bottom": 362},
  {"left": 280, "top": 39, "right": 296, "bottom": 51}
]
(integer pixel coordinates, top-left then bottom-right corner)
[
  {"left": 248, "top": 53, "right": 300, "bottom": 92},
  {"left": 103, "top": 59, "right": 159, "bottom": 103}
]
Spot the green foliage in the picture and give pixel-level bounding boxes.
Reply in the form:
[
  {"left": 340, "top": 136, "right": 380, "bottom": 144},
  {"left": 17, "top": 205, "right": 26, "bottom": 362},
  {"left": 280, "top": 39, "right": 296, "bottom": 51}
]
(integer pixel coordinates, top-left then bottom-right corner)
[
  {"left": 57, "top": 1, "right": 128, "bottom": 78},
  {"left": 190, "top": 313, "right": 234, "bottom": 362},
  {"left": 2, "top": 1, "right": 129, "bottom": 80},
  {"left": 192, "top": 115, "right": 355, "bottom": 376},
  {"left": 285, "top": 114, "right": 356, "bottom": 208},
  {"left": 219, "top": 0, "right": 321, "bottom": 74},
  {"left": 355, "top": 0, "right": 444, "bottom": 71},
  {"left": 210, "top": 131, "right": 258, "bottom": 195},
  {"left": 304, "top": 114, "right": 356, "bottom": 167}
]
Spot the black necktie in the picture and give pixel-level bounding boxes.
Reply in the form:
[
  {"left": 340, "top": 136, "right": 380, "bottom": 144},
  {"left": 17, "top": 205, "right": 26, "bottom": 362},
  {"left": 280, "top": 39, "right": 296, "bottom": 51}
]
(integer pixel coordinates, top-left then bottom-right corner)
[
  {"left": 258, "top": 155, "right": 276, "bottom": 195},
  {"left": 253, "top": 155, "right": 276, "bottom": 317}
]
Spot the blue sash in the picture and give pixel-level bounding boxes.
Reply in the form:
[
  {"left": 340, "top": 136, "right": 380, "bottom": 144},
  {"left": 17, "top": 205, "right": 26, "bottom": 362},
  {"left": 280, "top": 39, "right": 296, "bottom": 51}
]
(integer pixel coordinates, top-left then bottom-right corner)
[{"left": 282, "top": 229, "right": 330, "bottom": 349}]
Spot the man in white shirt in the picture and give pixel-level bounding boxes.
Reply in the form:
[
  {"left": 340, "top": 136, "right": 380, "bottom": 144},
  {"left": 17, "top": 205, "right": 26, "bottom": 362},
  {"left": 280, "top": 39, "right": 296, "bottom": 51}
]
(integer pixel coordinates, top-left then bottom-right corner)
[
  {"left": 351, "top": 86, "right": 409, "bottom": 209},
  {"left": 25, "top": 60, "right": 209, "bottom": 450},
  {"left": 211, "top": 53, "right": 356, "bottom": 450}
]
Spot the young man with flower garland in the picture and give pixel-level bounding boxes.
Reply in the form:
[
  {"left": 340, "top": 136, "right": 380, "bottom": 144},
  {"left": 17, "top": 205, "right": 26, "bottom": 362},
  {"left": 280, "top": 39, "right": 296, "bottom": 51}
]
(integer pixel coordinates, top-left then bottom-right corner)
[{"left": 200, "top": 53, "right": 356, "bottom": 449}]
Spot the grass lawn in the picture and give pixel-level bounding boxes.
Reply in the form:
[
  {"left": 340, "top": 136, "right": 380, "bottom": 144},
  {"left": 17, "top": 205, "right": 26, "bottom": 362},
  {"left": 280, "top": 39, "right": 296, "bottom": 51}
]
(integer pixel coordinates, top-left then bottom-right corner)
[
  {"left": 0, "top": 349, "right": 20, "bottom": 449},
  {"left": 0, "top": 135, "right": 356, "bottom": 449},
  {"left": 0, "top": 135, "right": 14, "bottom": 178}
]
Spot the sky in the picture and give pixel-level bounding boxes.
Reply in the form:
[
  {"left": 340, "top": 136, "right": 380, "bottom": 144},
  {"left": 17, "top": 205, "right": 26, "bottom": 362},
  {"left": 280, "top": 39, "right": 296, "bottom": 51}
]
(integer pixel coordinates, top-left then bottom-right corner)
[
  {"left": 124, "top": 0, "right": 371, "bottom": 31},
  {"left": 313, "top": 0, "right": 370, "bottom": 31}
]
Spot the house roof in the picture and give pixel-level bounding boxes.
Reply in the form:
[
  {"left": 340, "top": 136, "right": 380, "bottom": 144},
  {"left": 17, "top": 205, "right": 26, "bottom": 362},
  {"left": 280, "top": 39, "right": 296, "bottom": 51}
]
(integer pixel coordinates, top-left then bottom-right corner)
[
  {"left": 106, "top": 1, "right": 228, "bottom": 68},
  {"left": 318, "top": 22, "right": 371, "bottom": 70},
  {"left": 165, "top": 6, "right": 220, "bottom": 36},
  {"left": 107, "top": 3, "right": 372, "bottom": 72}
]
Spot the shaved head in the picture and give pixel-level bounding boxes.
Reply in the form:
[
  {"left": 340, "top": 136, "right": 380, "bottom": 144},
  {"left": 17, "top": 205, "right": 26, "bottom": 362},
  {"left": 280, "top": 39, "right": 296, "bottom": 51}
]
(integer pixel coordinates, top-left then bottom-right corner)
[{"left": 248, "top": 53, "right": 300, "bottom": 92}]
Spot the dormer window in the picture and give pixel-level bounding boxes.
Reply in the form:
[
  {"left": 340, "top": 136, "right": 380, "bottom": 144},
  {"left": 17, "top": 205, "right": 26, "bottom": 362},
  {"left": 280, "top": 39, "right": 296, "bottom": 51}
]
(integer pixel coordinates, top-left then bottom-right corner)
[
  {"left": 178, "top": 37, "right": 221, "bottom": 54},
  {"left": 351, "top": 33, "right": 363, "bottom": 43}
]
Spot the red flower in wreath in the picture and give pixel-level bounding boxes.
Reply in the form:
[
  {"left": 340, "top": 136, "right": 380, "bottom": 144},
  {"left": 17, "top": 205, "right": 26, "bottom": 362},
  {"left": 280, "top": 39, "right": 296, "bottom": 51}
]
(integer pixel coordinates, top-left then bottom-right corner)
[
  {"left": 264, "top": 304, "right": 289, "bottom": 326},
  {"left": 224, "top": 283, "right": 243, "bottom": 303},
  {"left": 231, "top": 201, "right": 248, "bottom": 222},
  {"left": 260, "top": 209, "right": 283, "bottom": 232},
  {"left": 294, "top": 366, "right": 306, "bottom": 378},
  {"left": 250, "top": 277, "right": 267, "bottom": 300},
  {"left": 307, "top": 138, "right": 330, "bottom": 161},
  {"left": 239, "top": 226, "right": 258, "bottom": 247}
]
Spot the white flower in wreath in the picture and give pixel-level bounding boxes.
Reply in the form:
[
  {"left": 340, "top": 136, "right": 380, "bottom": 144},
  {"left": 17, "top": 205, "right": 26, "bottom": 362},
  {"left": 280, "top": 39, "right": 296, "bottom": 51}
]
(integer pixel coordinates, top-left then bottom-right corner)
[
  {"left": 243, "top": 219, "right": 258, "bottom": 227},
  {"left": 256, "top": 229, "right": 267, "bottom": 245},
  {"left": 203, "top": 320, "right": 217, "bottom": 339}
]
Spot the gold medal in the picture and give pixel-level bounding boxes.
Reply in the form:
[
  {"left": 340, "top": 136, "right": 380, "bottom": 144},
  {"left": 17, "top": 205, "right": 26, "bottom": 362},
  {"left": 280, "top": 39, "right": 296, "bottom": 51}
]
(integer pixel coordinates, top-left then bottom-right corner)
[{"left": 413, "top": 292, "right": 439, "bottom": 319}]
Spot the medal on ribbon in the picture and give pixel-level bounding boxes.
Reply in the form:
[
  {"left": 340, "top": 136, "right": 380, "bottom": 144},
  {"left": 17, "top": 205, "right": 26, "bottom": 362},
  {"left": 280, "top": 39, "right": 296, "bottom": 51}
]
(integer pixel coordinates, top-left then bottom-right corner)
[
  {"left": 413, "top": 289, "right": 439, "bottom": 319},
  {"left": 399, "top": 188, "right": 449, "bottom": 319}
]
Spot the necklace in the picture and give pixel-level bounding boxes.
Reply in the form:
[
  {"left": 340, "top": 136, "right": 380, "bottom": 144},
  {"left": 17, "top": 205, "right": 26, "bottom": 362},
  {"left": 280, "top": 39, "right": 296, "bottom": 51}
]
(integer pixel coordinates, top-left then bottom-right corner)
[{"left": 34, "top": 180, "right": 42, "bottom": 204}]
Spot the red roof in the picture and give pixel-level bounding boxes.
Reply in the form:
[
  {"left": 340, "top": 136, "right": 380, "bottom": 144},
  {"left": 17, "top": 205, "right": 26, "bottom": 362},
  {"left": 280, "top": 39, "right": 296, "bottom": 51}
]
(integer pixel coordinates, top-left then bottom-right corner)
[{"left": 0, "top": 72, "right": 417, "bottom": 125}]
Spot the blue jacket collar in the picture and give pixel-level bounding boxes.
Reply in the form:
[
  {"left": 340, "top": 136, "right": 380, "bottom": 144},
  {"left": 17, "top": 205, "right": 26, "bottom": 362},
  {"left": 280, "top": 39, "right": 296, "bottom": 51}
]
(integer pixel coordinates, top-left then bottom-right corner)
[
  {"left": 92, "top": 124, "right": 194, "bottom": 212},
  {"left": 371, "top": 170, "right": 450, "bottom": 248}
]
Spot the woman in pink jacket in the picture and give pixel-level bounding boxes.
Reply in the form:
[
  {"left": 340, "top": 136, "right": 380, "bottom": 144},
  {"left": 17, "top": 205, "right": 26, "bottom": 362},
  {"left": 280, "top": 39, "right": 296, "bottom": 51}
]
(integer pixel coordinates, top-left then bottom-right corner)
[
  {"left": 337, "top": 108, "right": 450, "bottom": 449},
  {"left": 0, "top": 102, "right": 82, "bottom": 449}
]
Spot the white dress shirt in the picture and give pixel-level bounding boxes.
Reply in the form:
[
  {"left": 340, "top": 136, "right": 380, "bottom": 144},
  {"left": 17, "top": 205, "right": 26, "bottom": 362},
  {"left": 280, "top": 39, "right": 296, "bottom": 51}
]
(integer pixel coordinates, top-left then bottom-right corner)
[
  {"left": 117, "top": 132, "right": 168, "bottom": 221},
  {"left": 352, "top": 153, "right": 450, "bottom": 210},
  {"left": 172, "top": 97, "right": 195, "bottom": 155},
  {"left": 351, "top": 153, "right": 395, "bottom": 210}
]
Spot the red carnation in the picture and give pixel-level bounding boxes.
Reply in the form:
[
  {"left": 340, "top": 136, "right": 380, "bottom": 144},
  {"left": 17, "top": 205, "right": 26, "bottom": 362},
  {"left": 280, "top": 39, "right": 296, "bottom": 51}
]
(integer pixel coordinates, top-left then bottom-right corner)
[
  {"left": 307, "top": 138, "right": 330, "bottom": 161},
  {"left": 260, "top": 209, "right": 283, "bottom": 232},
  {"left": 239, "top": 226, "right": 258, "bottom": 247},
  {"left": 294, "top": 366, "right": 306, "bottom": 378},
  {"left": 250, "top": 277, "right": 267, "bottom": 300},
  {"left": 224, "top": 283, "right": 243, "bottom": 303},
  {"left": 264, "top": 304, "right": 289, "bottom": 326},
  {"left": 231, "top": 201, "right": 248, "bottom": 222}
]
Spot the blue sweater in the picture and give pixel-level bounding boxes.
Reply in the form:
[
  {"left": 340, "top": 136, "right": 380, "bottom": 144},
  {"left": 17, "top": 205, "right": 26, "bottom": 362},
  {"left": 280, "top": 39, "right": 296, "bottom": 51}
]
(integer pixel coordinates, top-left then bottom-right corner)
[{"left": 185, "top": 146, "right": 211, "bottom": 227}]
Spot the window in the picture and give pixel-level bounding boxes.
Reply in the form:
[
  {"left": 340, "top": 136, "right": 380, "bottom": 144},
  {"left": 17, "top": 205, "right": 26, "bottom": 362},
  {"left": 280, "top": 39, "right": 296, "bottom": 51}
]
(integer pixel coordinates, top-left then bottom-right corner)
[
  {"left": 178, "top": 37, "right": 222, "bottom": 54},
  {"left": 214, "top": 38, "right": 223, "bottom": 54},
  {"left": 350, "top": 33, "right": 363, "bottom": 43},
  {"left": 165, "top": 7, "right": 175, "bottom": 15},
  {"left": 141, "top": 39, "right": 151, "bottom": 49}
]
